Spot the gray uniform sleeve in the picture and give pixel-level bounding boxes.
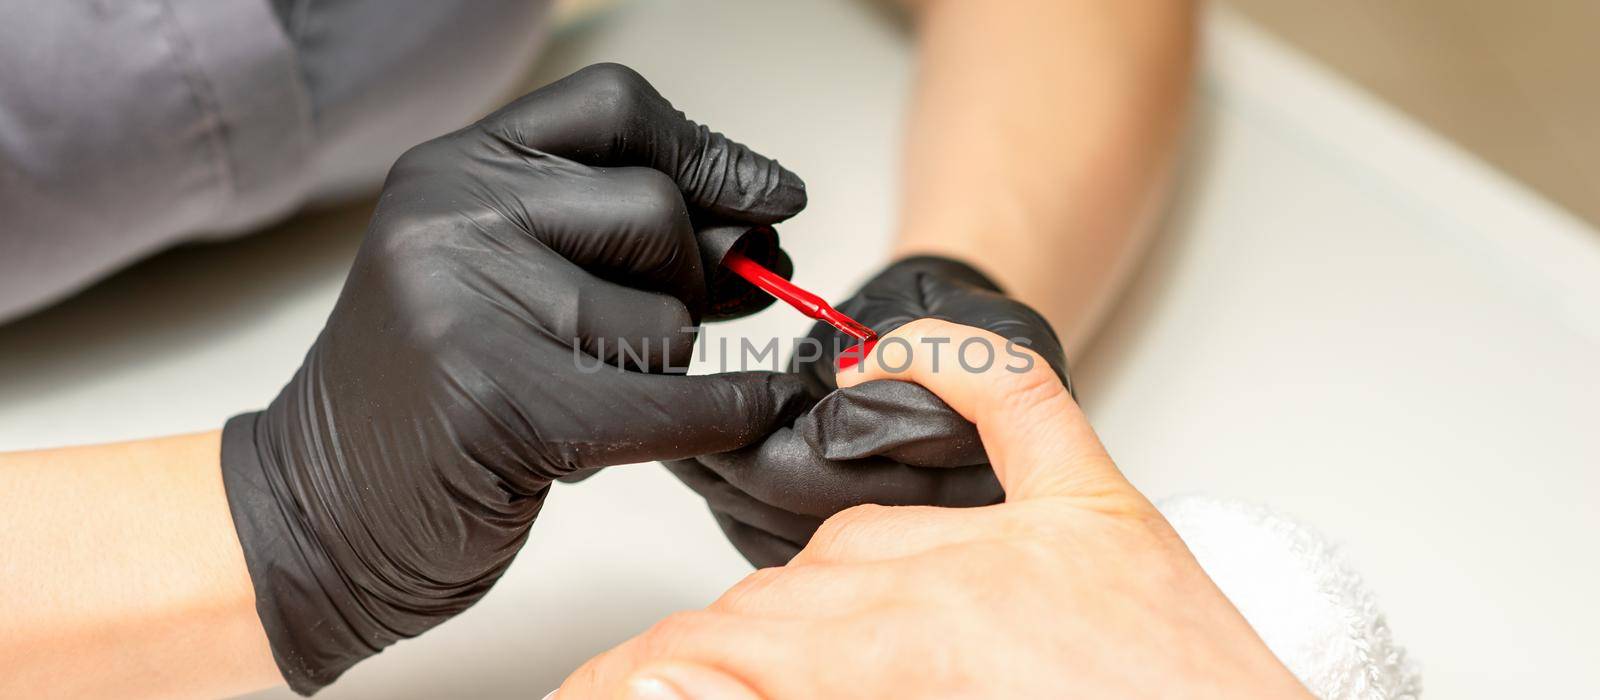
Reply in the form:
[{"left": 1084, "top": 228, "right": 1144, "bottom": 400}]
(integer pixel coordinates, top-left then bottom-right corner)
[{"left": 0, "top": 0, "right": 551, "bottom": 322}]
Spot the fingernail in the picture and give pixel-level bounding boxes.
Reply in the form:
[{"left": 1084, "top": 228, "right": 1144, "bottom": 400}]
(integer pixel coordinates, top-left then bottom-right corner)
[
  {"left": 625, "top": 664, "right": 759, "bottom": 700},
  {"left": 541, "top": 692, "right": 558, "bottom": 700},
  {"left": 626, "top": 676, "right": 686, "bottom": 700},
  {"left": 835, "top": 338, "right": 877, "bottom": 371}
]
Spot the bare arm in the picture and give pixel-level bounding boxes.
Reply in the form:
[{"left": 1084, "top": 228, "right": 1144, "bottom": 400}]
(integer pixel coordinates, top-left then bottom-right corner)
[
  {"left": 894, "top": 0, "right": 1197, "bottom": 356},
  {"left": 0, "top": 432, "right": 280, "bottom": 699}
]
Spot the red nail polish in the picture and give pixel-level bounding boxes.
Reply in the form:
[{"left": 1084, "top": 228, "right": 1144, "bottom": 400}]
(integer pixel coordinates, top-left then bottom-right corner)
[
  {"left": 721, "top": 249, "right": 880, "bottom": 371},
  {"left": 835, "top": 337, "right": 878, "bottom": 371}
]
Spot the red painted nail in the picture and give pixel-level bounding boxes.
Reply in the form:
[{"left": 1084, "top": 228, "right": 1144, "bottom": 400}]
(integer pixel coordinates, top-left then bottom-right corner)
[{"left": 835, "top": 337, "right": 878, "bottom": 371}]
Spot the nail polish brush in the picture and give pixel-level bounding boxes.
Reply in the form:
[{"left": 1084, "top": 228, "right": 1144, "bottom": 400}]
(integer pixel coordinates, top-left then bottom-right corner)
[{"left": 720, "top": 249, "right": 879, "bottom": 369}]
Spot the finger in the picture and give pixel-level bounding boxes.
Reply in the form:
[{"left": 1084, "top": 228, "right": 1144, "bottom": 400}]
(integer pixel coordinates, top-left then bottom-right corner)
[
  {"left": 482, "top": 63, "right": 806, "bottom": 223},
  {"left": 497, "top": 366, "right": 807, "bottom": 476},
  {"left": 797, "top": 256, "right": 1073, "bottom": 396},
  {"left": 559, "top": 371, "right": 810, "bottom": 469},
  {"left": 836, "top": 319, "right": 1126, "bottom": 501},
  {"left": 693, "top": 430, "right": 1003, "bottom": 518},
  {"left": 624, "top": 662, "right": 763, "bottom": 700},
  {"left": 557, "top": 610, "right": 802, "bottom": 700},
  {"left": 665, "top": 460, "right": 824, "bottom": 546},
  {"left": 800, "top": 381, "right": 986, "bottom": 467},
  {"left": 527, "top": 162, "right": 710, "bottom": 316},
  {"left": 499, "top": 249, "right": 697, "bottom": 372},
  {"left": 378, "top": 145, "right": 710, "bottom": 363},
  {"left": 377, "top": 230, "right": 696, "bottom": 373},
  {"left": 571, "top": 285, "right": 697, "bottom": 373}
]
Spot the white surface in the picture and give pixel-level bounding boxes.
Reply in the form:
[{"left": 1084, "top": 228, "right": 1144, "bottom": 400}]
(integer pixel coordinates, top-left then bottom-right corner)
[
  {"left": 1, "top": 2, "right": 1596, "bottom": 697},
  {"left": 1159, "top": 496, "right": 1420, "bottom": 699}
]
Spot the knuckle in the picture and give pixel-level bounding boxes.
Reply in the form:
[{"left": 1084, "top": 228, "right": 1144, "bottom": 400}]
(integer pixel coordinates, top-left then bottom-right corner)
[
  {"left": 367, "top": 208, "right": 478, "bottom": 292},
  {"left": 606, "top": 294, "right": 693, "bottom": 345},
  {"left": 907, "top": 317, "right": 958, "bottom": 337},
  {"left": 892, "top": 318, "right": 956, "bottom": 358},
  {"left": 992, "top": 361, "right": 1069, "bottom": 417},
  {"left": 813, "top": 503, "right": 888, "bottom": 545},
  {"left": 634, "top": 169, "right": 690, "bottom": 212},
  {"left": 893, "top": 318, "right": 939, "bottom": 345},
  {"left": 398, "top": 305, "right": 463, "bottom": 355},
  {"left": 389, "top": 141, "right": 434, "bottom": 176},
  {"left": 641, "top": 610, "right": 708, "bottom": 655},
  {"left": 612, "top": 168, "right": 689, "bottom": 227},
  {"left": 717, "top": 568, "right": 786, "bottom": 610},
  {"left": 387, "top": 133, "right": 462, "bottom": 183},
  {"left": 370, "top": 208, "right": 452, "bottom": 258},
  {"left": 376, "top": 137, "right": 494, "bottom": 250},
  {"left": 574, "top": 62, "right": 658, "bottom": 120},
  {"left": 559, "top": 657, "right": 607, "bottom": 696}
]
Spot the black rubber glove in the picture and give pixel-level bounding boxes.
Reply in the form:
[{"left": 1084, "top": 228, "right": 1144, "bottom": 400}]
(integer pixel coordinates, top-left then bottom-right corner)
[
  {"left": 219, "top": 64, "right": 809, "bottom": 695},
  {"left": 665, "top": 256, "right": 1072, "bottom": 568}
]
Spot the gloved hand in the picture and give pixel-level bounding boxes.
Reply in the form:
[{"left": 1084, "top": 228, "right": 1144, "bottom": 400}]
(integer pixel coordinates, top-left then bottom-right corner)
[
  {"left": 219, "top": 63, "right": 810, "bottom": 695},
  {"left": 665, "top": 256, "right": 1071, "bottom": 567}
]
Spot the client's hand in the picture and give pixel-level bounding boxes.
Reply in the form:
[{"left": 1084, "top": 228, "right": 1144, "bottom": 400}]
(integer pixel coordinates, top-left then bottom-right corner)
[
  {"left": 556, "top": 320, "right": 1310, "bottom": 699},
  {"left": 666, "top": 256, "right": 1069, "bottom": 567}
]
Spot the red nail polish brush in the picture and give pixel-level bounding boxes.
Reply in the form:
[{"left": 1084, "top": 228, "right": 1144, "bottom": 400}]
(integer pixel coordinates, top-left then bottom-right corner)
[{"left": 721, "top": 250, "right": 878, "bottom": 369}]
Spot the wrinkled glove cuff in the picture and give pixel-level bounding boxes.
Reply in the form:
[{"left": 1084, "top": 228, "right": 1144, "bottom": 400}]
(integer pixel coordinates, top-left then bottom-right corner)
[{"left": 221, "top": 412, "right": 381, "bottom": 696}]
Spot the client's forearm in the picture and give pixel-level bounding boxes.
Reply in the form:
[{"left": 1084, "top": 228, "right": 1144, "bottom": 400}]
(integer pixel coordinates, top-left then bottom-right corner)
[
  {"left": 0, "top": 432, "right": 280, "bottom": 699},
  {"left": 895, "top": 0, "right": 1197, "bottom": 355}
]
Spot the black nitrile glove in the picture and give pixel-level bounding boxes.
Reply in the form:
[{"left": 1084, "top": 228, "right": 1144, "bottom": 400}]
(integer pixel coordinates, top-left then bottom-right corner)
[
  {"left": 219, "top": 64, "right": 809, "bottom": 694},
  {"left": 665, "top": 256, "right": 1072, "bottom": 568}
]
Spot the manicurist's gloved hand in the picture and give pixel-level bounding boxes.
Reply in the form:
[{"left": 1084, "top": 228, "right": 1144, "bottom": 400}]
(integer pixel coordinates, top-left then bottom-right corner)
[
  {"left": 219, "top": 63, "right": 809, "bottom": 695},
  {"left": 666, "top": 256, "right": 1071, "bottom": 567}
]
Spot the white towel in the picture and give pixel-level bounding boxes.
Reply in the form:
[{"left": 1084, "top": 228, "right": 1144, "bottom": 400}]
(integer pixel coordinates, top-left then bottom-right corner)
[{"left": 1158, "top": 496, "right": 1421, "bottom": 699}]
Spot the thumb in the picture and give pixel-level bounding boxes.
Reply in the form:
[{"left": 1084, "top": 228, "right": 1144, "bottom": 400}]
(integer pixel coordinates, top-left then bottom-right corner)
[
  {"left": 835, "top": 319, "right": 1128, "bottom": 501},
  {"left": 592, "top": 371, "right": 809, "bottom": 466}
]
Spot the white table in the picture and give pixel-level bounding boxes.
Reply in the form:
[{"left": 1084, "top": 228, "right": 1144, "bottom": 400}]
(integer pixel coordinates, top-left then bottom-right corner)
[{"left": 1, "top": 2, "right": 1595, "bottom": 697}]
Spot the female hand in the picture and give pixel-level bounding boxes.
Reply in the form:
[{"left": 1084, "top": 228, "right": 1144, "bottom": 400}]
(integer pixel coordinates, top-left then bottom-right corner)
[
  {"left": 664, "top": 256, "right": 1071, "bottom": 568},
  {"left": 555, "top": 319, "right": 1309, "bottom": 699}
]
